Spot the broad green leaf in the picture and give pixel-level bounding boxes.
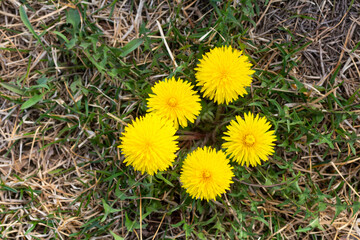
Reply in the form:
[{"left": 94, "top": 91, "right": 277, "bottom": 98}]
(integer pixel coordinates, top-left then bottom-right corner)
[
  {"left": 21, "top": 94, "right": 42, "bottom": 109},
  {"left": 70, "top": 78, "right": 82, "bottom": 92},
  {"left": 66, "top": 8, "right": 81, "bottom": 30},
  {"left": 109, "top": 231, "right": 125, "bottom": 240},
  {"left": 0, "top": 82, "right": 25, "bottom": 95},
  {"left": 120, "top": 38, "right": 143, "bottom": 57}
]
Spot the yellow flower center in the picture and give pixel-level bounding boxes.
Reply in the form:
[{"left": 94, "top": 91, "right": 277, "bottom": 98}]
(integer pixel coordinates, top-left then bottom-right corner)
[
  {"left": 219, "top": 69, "right": 230, "bottom": 82},
  {"left": 144, "top": 140, "right": 153, "bottom": 151},
  {"left": 201, "top": 170, "right": 211, "bottom": 181},
  {"left": 244, "top": 134, "right": 255, "bottom": 146},
  {"left": 167, "top": 97, "right": 178, "bottom": 107}
]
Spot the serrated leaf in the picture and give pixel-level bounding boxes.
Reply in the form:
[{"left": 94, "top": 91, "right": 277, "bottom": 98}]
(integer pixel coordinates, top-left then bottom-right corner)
[
  {"left": 119, "top": 38, "right": 143, "bottom": 57},
  {"left": 309, "top": 217, "right": 324, "bottom": 231},
  {"left": 0, "top": 82, "right": 25, "bottom": 95},
  {"left": 184, "top": 223, "right": 193, "bottom": 238},
  {"left": 101, "top": 199, "right": 121, "bottom": 222},
  {"left": 333, "top": 195, "right": 346, "bottom": 223},
  {"left": 317, "top": 132, "right": 334, "bottom": 149},
  {"left": 21, "top": 94, "right": 42, "bottom": 109}
]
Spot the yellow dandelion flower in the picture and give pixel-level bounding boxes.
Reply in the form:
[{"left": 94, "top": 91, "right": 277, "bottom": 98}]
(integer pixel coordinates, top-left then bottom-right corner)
[
  {"left": 223, "top": 112, "right": 276, "bottom": 167},
  {"left": 147, "top": 77, "right": 202, "bottom": 128},
  {"left": 118, "top": 114, "right": 179, "bottom": 175},
  {"left": 195, "top": 46, "right": 255, "bottom": 104},
  {"left": 180, "top": 146, "right": 234, "bottom": 201}
]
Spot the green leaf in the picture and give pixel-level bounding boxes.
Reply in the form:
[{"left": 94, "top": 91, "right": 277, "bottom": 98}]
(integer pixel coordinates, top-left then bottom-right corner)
[
  {"left": 184, "top": 223, "right": 193, "bottom": 238},
  {"left": 21, "top": 94, "right": 42, "bottom": 109},
  {"left": 0, "top": 185, "right": 18, "bottom": 193},
  {"left": 101, "top": 199, "right": 121, "bottom": 222},
  {"left": 109, "top": 231, "right": 125, "bottom": 240},
  {"left": 309, "top": 217, "right": 324, "bottom": 231},
  {"left": 19, "top": 6, "right": 42, "bottom": 45},
  {"left": 333, "top": 195, "right": 346, "bottom": 222},
  {"left": 352, "top": 201, "right": 360, "bottom": 217},
  {"left": 70, "top": 78, "right": 82, "bottom": 92},
  {"left": 268, "top": 99, "right": 285, "bottom": 117},
  {"left": 195, "top": 231, "right": 207, "bottom": 240},
  {"left": 66, "top": 8, "right": 81, "bottom": 30},
  {"left": 253, "top": 216, "right": 270, "bottom": 227},
  {"left": 317, "top": 132, "right": 335, "bottom": 149},
  {"left": 52, "top": 31, "right": 70, "bottom": 43},
  {"left": 36, "top": 76, "right": 49, "bottom": 85},
  {"left": 124, "top": 212, "right": 141, "bottom": 231},
  {"left": 65, "top": 38, "right": 77, "bottom": 49},
  {"left": 24, "top": 222, "right": 37, "bottom": 235},
  {"left": 0, "top": 82, "right": 25, "bottom": 95},
  {"left": 48, "top": 169, "right": 64, "bottom": 175},
  {"left": 318, "top": 202, "right": 327, "bottom": 211},
  {"left": 119, "top": 38, "right": 143, "bottom": 57},
  {"left": 214, "top": 220, "right": 225, "bottom": 232},
  {"left": 295, "top": 226, "right": 312, "bottom": 233},
  {"left": 155, "top": 172, "right": 174, "bottom": 187}
]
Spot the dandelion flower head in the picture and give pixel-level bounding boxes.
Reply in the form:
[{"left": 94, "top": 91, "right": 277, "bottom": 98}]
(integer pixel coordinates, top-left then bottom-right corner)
[
  {"left": 119, "top": 114, "right": 179, "bottom": 175},
  {"left": 147, "top": 77, "right": 202, "bottom": 128},
  {"left": 180, "top": 146, "right": 234, "bottom": 201},
  {"left": 223, "top": 112, "right": 276, "bottom": 167},
  {"left": 195, "top": 46, "right": 255, "bottom": 104}
]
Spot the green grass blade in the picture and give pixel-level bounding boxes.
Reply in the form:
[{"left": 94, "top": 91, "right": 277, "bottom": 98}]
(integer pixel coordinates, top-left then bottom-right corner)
[{"left": 19, "top": 6, "right": 44, "bottom": 48}]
